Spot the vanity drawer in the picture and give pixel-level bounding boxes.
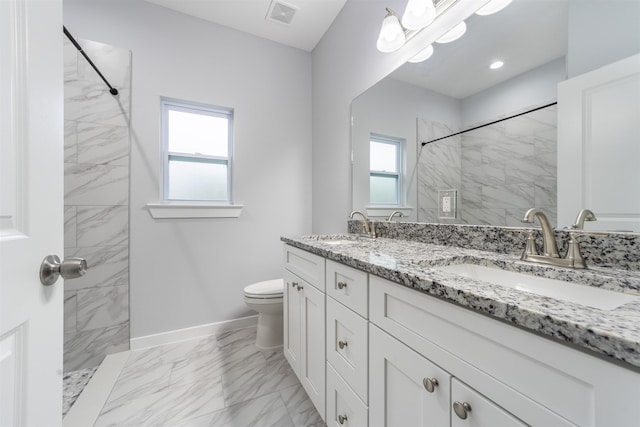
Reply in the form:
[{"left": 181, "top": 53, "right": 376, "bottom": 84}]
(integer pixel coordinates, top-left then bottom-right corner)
[
  {"left": 327, "top": 296, "right": 368, "bottom": 403},
  {"left": 326, "top": 259, "right": 368, "bottom": 318},
  {"left": 283, "top": 244, "right": 325, "bottom": 291},
  {"left": 326, "top": 363, "right": 368, "bottom": 427}
]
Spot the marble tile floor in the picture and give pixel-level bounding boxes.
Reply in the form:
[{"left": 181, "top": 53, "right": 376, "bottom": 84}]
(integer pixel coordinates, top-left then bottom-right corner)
[{"left": 66, "top": 326, "right": 325, "bottom": 426}]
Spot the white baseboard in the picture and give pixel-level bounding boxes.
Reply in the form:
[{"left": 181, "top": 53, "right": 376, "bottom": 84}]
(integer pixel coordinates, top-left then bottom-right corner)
[{"left": 129, "top": 315, "right": 259, "bottom": 350}]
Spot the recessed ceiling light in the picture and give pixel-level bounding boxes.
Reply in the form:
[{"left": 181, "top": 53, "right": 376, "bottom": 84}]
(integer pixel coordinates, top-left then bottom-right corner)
[{"left": 490, "top": 61, "right": 504, "bottom": 69}]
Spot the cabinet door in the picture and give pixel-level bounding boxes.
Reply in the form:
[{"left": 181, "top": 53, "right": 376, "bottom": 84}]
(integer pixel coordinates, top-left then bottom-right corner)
[
  {"left": 370, "top": 324, "right": 450, "bottom": 427},
  {"left": 300, "top": 280, "right": 326, "bottom": 420},
  {"left": 451, "top": 378, "right": 527, "bottom": 427},
  {"left": 283, "top": 270, "right": 302, "bottom": 372},
  {"left": 327, "top": 363, "right": 368, "bottom": 427}
]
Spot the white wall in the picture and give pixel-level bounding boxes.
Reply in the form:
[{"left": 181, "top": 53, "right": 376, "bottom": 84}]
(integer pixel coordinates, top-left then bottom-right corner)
[
  {"left": 351, "top": 77, "right": 461, "bottom": 220},
  {"left": 63, "top": 0, "right": 312, "bottom": 338},
  {"left": 311, "top": 0, "right": 490, "bottom": 233}
]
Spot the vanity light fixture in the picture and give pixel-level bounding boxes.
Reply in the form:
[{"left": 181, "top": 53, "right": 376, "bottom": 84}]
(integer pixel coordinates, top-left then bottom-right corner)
[
  {"left": 402, "top": 0, "right": 437, "bottom": 31},
  {"left": 475, "top": 0, "right": 512, "bottom": 16},
  {"left": 376, "top": 8, "right": 406, "bottom": 53},
  {"left": 490, "top": 60, "right": 504, "bottom": 69},
  {"left": 435, "top": 21, "right": 466, "bottom": 43},
  {"left": 408, "top": 44, "right": 434, "bottom": 63}
]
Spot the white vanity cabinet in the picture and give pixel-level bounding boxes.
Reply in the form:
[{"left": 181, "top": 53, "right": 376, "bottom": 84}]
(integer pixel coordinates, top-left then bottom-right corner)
[{"left": 283, "top": 245, "right": 326, "bottom": 420}]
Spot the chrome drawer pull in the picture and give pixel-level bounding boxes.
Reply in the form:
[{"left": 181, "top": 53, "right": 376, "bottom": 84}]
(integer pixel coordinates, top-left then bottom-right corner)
[
  {"left": 423, "top": 377, "right": 438, "bottom": 393},
  {"left": 453, "top": 401, "right": 471, "bottom": 419}
]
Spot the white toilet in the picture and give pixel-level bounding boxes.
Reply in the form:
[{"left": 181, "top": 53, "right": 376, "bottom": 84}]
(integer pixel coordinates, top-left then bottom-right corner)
[{"left": 243, "top": 279, "right": 284, "bottom": 350}]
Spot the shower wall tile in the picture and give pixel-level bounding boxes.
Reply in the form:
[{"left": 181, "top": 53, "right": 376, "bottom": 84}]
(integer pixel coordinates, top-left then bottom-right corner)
[
  {"left": 76, "top": 205, "right": 128, "bottom": 247},
  {"left": 64, "top": 322, "right": 130, "bottom": 372},
  {"left": 65, "top": 121, "right": 77, "bottom": 163},
  {"left": 64, "top": 291, "right": 77, "bottom": 334},
  {"left": 76, "top": 285, "right": 129, "bottom": 331},
  {"left": 64, "top": 206, "right": 77, "bottom": 249},
  {"left": 64, "top": 163, "right": 128, "bottom": 206},
  {"left": 418, "top": 105, "right": 557, "bottom": 227},
  {"left": 64, "top": 245, "right": 129, "bottom": 291},
  {"left": 64, "top": 37, "right": 131, "bottom": 373},
  {"left": 77, "top": 122, "right": 129, "bottom": 166}
]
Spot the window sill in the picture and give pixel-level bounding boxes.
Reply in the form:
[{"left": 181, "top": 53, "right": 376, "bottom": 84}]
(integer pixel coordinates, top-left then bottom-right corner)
[
  {"left": 365, "top": 206, "right": 413, "bottom": 218},
  {"left": 146, "top": 202, "right": 244, "bottom": 219}
]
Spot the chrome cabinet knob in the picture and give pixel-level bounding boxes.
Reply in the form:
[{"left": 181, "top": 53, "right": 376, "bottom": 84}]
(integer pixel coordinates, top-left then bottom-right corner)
[
  {"left": 296, "top": 284, "right": 303, "bottom": 291},
  {"left": 423, "top": 377, "right": 438, "bottom": 393},
  {"left": 453, "top": 401, "right": 471, "bottom": 419},
  {"left": 338, "top": 340, "right": 348, "bottom": 349},
  {"left": 337, "top": 281, "right": 347, "bottom": 290},
  {"left": 338, "top": 414, "right": 348, "bottom": 424},
  {"left": 291, "top": 282, "right": 298, "bottom": 288},
  {"left": 39, "top": 255, "right": 87, "bottom": 286}
]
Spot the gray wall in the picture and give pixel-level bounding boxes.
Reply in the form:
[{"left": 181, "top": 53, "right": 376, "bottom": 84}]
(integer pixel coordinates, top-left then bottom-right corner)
[
  {"left": 63, "top": 38, "right": 131, "bottom": 371},
  {"left": 567, "top": 0, "right": 640, "bottom": 78},
  {"left": 64, "top": 0, "right": 312, "bottom": 339}
]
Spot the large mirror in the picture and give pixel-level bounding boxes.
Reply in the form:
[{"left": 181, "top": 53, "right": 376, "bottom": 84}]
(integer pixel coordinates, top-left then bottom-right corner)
[{"left": 351, "top": 0, "right": 640, "bottom": 231}]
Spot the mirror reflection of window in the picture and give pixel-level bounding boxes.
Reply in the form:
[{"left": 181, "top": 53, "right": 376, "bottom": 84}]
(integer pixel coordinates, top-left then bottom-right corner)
[{"left": 370, "top": 134, "right": 404, "bottom": 205}]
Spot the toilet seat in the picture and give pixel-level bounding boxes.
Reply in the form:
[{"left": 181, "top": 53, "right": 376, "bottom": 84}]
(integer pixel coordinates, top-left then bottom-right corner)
[{"left": 244, "top": 278, "right": 283, "bottom": 299}]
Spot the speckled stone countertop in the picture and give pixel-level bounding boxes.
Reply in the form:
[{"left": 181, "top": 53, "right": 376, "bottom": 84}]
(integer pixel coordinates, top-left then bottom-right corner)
[{"left": 281, "top": 234, "right": 640, "bottom": 370}]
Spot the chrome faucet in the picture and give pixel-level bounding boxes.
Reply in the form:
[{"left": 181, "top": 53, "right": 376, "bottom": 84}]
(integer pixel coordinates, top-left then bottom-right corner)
[
  {"left": 521, "top": 208, "right": 603, "bottom": 269},
  {"left": 572, "top": 209, "right": 596, "bottom": 230},
  {"left": 521, "top": 208, "right": 559, "bottom": 258},
  {"left": 386, "top": 211, "right": 404, "bottom": 222},
  {"left": 349, "top": 210, "right": 371, "bottom": 236}
]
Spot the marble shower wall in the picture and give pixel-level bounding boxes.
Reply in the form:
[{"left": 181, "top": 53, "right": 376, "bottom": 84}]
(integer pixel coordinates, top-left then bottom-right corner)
[
  {"left": 63, "top": 38, "right": 131, "bottom": 372},
  {"left": 418, "top": 105, "right": 557, "bottom": 227}
]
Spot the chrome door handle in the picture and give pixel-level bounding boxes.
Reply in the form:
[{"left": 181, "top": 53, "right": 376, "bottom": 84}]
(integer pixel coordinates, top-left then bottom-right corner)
[{"left": 40, "top": 255, "right": 87, "bottom": 286}]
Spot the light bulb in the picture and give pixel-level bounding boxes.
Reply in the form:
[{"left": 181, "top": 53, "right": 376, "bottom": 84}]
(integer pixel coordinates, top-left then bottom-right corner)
[
  {"left": 476, "top": 0, "right": 512, "bottom": 16},
  {"left": 408, "top": 45, "right": 434, "bottom": 63},
  {"left": 402, "top": 0, "right": 436, "bottom": 31},
  {"left": 435, "top": 21, "right": 466, "bottom": 44},
  {"left": 377, "top": 11, "right": 406, "bottom": 52}
]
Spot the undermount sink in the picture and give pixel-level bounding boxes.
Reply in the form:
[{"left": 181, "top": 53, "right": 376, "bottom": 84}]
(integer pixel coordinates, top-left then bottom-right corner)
[{"left": 435, "top": 263, "right": 637, "bottom": 311}]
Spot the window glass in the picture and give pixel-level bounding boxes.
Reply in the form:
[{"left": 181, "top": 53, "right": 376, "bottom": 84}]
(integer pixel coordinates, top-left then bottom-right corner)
[
  {"left": 370, "top": 175, "right": 398, "bottom": 205},
  {"left": 370, "top": 140, "right": 398, "bottom": 172},
  {"left": 161, "top": 98, "right": 233, "bottom": 202},
  {"left": 370, "top": 135, "right": 403, "bottom": 206}
]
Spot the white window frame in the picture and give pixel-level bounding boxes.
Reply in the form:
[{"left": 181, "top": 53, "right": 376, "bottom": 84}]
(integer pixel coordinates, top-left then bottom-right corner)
[
  {"left": 160, "top": 97, "right": 234, "bottom": 203},
  {"left": 369, "top": 133, "right": 404, "bottom": 206}
]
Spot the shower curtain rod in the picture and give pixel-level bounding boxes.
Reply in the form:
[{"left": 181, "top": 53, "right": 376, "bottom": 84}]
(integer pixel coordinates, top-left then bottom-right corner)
[
  {"left": 63, "top": 26, "right": 119, "bottom": 96},
  {"left": 421, "top": 101, "right": 557, "bottom": 146}
]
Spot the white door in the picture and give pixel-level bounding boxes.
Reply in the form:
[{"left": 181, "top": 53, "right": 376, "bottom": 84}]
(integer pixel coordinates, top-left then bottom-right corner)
[
  {"left": 558, "top": 53, "right": 640, "bottom": 232},
  {"left": 1, "top": 0, "right": 64, "bottom": 425}
]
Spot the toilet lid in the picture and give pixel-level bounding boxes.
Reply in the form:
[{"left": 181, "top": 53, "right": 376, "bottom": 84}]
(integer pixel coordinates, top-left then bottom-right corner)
[{"left": 244, "top": 279, "right": 283, "bottom": 298}]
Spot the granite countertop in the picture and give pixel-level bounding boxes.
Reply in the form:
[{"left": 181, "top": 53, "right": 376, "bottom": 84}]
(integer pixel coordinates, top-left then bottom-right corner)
[{"left": 281, "top": 234, "right": 640, "bottom": 370}]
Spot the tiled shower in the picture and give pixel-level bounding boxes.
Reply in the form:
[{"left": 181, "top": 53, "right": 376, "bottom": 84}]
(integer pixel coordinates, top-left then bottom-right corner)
[
  {"left": 417, "top": 105, "right": 558, "bottom": 227},
  {"left": 63, "top": 37, "right": 131, "bottom": 372}
]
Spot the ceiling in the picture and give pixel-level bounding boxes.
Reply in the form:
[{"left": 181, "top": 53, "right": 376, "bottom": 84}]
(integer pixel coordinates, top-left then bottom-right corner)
[
  {"left": 390, "top": 0, "right": 569, "bottom": 99},
  {"left": 143, "top": 0, "right": 347, "bottom": 52}
]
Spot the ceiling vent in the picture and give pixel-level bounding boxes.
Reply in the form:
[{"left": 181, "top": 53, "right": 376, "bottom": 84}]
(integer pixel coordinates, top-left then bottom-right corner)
[{"left": 266, "top": 0, "right": 298, "bottom": 25}]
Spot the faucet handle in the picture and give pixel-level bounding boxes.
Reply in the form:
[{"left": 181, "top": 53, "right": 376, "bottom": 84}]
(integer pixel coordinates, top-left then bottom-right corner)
[
  {"left": 572, "top": 209, "right": 597, "bottom": 230},
  {"left": 521, "top": 229, "right": 539, "bottom": 260}
]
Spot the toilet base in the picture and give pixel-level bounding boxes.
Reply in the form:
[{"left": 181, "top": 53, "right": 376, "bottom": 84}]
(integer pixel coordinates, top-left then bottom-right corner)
[{"left": 255, "top": 311, "right": 283, "bottom": 350}]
